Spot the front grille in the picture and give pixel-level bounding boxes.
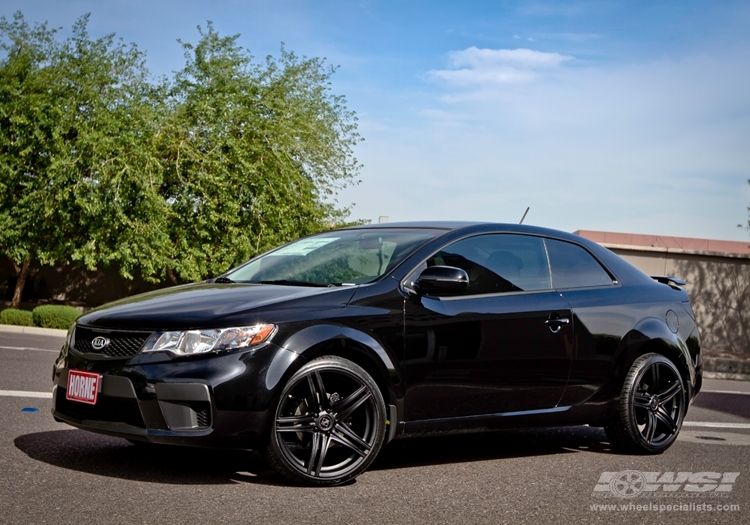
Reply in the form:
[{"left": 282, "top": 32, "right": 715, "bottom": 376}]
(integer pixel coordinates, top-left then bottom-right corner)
[
  {"left": 73, "top": 326, "right": 151, "bottom": 358},
  {"left": 56, "top": 387, "right": 146, "bottom": 428}
]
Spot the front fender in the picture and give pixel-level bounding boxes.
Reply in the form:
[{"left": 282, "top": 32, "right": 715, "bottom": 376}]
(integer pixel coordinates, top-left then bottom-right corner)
[
  {"left": 274, "top": 324, "right": 402, "bottom": 414},
  {"left": 280, "top": 324, "right": 398, "bottom": 378}
]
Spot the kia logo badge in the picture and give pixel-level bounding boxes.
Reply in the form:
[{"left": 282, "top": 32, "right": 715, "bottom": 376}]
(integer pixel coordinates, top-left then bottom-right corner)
[{"left": 91, "top": 336, "right": 110, "bottom": 350}]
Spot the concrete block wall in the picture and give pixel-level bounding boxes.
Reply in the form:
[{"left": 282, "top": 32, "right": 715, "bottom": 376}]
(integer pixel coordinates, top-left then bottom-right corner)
[{"left": 607, "top": 246, "right": 750, "bottom": 360}]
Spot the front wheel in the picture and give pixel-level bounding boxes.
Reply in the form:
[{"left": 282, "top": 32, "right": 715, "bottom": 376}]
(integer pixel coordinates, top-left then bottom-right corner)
[
  {"left": 265, "top": 356, "right": 387, "bottom": 486},
  {"left": 606, "top": 353, "right": 686, "bottom": 453}
]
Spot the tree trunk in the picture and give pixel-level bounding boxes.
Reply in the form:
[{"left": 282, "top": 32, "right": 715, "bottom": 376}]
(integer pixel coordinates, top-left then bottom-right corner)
[
  {"left": 10, "top": 259, "right": 31, "bottom": 309},
  {"left": 166, "top": 266, "right": 180, "bottom": 285}
]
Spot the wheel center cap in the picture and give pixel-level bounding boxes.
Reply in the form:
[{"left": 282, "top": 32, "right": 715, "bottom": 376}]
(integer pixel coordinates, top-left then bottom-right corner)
[
  {"left": 650, "top": 397, "right": 660, "bottom": 411},
  {"left": 317, "top": 413, "right": 334, "bottom": 431}
]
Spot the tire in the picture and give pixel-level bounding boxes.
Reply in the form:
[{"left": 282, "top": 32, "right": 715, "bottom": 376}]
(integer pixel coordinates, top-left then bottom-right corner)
[
  {"left": 605, "top": 353, "right": 686, "bottom": 454},
  {"left": 264, "top": 356, "right": 387, "bottom": 486}
]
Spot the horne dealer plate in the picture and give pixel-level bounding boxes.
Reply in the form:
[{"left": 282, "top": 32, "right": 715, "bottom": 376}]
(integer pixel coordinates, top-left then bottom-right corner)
[{"left": 66, "top": 370, "right": 100, "bottom": 405}]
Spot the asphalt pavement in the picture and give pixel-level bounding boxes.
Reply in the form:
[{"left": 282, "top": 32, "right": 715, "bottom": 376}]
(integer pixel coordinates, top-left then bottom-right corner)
[{"left": 1, "top": 328, "right": 749, "bottom": 525}]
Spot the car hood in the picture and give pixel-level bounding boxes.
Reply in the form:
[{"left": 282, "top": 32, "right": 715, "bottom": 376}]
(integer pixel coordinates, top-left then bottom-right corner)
[{"left": 77, "top": 282, "right": 357, "bottom": 331}]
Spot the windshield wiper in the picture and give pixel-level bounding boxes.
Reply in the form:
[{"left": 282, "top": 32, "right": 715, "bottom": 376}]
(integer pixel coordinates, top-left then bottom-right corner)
[
  {"left": 257, "top": 279, "right": 330, "bottom": 287},
  {"left": 213, "top": 276, "right": 235, "bottom": 283}
]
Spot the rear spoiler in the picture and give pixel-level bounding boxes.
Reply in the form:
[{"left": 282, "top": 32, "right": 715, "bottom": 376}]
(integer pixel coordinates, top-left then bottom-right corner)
[{"left": 651, "top": 276, "right": 686, "bottom": 287}]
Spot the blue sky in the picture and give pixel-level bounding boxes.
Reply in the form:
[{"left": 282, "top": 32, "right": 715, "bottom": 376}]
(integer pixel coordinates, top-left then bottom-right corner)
[{"left": 3, "top": 1, "right": 750, "bottom": 240}]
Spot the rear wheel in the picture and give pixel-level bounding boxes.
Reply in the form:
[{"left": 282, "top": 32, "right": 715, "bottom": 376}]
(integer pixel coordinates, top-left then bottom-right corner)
[
  {"left": 265, "top": 356, "right": 387, "bottom": 486},
  {"left": 606, "top": 353, "right": 685, "bottom": 453}
]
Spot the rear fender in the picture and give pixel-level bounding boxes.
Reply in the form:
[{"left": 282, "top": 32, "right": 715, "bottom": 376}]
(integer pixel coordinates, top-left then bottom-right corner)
[{"left": 616, "top": 316, "right": 697, "bottom": 398}]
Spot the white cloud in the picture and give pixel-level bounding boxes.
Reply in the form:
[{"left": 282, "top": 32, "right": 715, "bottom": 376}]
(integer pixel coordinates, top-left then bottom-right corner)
[{"left": 428, "top": 47, "right": 573, "bottom": 86}]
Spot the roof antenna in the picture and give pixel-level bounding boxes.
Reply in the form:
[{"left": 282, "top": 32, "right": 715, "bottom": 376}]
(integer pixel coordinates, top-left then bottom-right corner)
[{"left": 519, "top": 207, "right": 530, "bottom": 224}]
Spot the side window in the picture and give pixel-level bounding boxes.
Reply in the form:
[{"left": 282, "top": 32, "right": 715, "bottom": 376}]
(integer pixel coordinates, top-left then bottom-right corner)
[
  {"left": 420, "top": 234, "right": 551, "bottom": 296},
  {"left": 545, "top": 239, "right": 614, "bottom": 289}
]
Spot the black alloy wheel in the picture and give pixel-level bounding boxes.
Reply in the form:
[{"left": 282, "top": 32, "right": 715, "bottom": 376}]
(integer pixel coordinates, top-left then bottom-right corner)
[
  {"left": 265, "top": 356, "right": 387, "bottom": 486},
  {"left": 606, "top": 353, "right": 686, "bottom": 453}
]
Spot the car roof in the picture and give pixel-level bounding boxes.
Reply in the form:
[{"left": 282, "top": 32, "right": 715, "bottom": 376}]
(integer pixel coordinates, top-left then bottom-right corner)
[
  {"left": 344, "top": 221, "right": 582, "bottom": 241},
  {"left": 343, "top": 221, "right": 656, "bottom": 285},
  {"left": 345, "top": 221, "right": 480, "bottom": 230}
]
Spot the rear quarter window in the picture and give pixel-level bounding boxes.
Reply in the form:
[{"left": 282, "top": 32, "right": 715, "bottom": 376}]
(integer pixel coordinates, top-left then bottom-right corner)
[{"left": 545, "top": 239, "right": 614, "bottom": 289}]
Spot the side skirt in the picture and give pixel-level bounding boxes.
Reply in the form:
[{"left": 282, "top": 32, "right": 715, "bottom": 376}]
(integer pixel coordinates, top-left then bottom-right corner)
[{"left": 397, "top": 402, "right": 614, "bottom": 439}]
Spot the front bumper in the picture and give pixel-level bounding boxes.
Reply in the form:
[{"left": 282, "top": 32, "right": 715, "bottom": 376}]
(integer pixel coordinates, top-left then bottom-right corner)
[{"left": 52, "top": 342, "right": 302, "bottom": 448}]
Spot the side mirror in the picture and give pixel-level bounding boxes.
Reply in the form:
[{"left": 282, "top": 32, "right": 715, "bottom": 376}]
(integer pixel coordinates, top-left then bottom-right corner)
[{"left": 415, "top": 266, "right": 469, "bottom": 295}]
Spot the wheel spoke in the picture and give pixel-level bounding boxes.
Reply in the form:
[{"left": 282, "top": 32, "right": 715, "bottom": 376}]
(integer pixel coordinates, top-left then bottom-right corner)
[
  {"left": 314, "top": 371, "right": 330, "bottom": 409},
  {"left": 307, "top": 371, "right": 330, "bottom": 410},
  {"left": 307, "top": 432, "right": 331, "bottom": 477},
  {"left": 658, "top": 381, "right": 681, "bottom": 404},
  {"left": 633, "top": 394, "right": 651, "bottom": 409},
  {"left": 654, "top": 406, "right": 678, "bottom": 434},
  {"left": 276, "top": 414, "right": 316, "bottom": 433},
  {"left": 651, "top": 363, "right": 660, "bottom": 392},
  {"left": 331, "top": 422, "right": 371, "bottom": 457},
  {"left": 333, "top": 386, "right": 371, "bottom": 421},
  {"left": 645, "top": 411, "right": 658, "bottom": 443}
]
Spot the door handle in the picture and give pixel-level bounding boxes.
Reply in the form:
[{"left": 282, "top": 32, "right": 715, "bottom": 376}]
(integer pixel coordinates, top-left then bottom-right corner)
[{"left": 545, "top": 317, "right": 570, "bottom": 334}]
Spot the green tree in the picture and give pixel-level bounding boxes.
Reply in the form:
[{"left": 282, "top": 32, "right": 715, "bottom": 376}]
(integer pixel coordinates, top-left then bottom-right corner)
[
  {"left": 0, "top": 13, "right": 72, "bottom": 307},
  {"left": 156, "top": 24, "right": 362, "bottom": 283},
  {"left": 55, "top": 16, "right": 170, "bottom": 282},
  {"left": 0, "top": 12, "right": 166, "bottom": 306},
  {"left": 1, "top": 14, "right": 363, "bottom": 304}
]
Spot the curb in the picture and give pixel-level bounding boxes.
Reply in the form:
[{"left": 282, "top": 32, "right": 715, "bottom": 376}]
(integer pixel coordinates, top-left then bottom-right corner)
[
  {"left": 703, "top": 371, "right": 750, "bottom": 382},
  {"left": 0, "top": 324, "right": 67, "bottom": 337},
  {"left": 703, "top": 357, "right": 750, "bottom": 376}
]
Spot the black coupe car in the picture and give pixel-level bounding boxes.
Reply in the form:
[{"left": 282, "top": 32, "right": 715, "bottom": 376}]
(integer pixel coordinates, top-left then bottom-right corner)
[{"left": 52, "top": 222, "right": 701, "bottom": 485}]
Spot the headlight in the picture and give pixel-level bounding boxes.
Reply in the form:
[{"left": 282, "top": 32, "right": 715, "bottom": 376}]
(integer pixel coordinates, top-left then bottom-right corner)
[
  {"left": 63, "top": 325, "right": 75, "bottom": 357},
  {"left": 142, "top": 324, "right": 276, "bottom": 356}
]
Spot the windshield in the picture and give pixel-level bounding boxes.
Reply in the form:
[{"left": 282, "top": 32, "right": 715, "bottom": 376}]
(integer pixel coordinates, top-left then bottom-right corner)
[{"left": 226, "top": 228, "right": 440, "bottom": 286}]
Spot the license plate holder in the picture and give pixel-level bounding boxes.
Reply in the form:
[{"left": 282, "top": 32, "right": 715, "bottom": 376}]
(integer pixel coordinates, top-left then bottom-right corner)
[{"left": 66, "top": 370, "right": 101, "bottom": 405}]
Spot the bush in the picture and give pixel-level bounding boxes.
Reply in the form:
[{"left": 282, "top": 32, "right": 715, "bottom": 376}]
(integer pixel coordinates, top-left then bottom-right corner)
[
  {"left": 32, "top": 305, "right": 81, "bottom": 329},
  {"left": 0, "top": 308, "right": 35, "bottom": 326}
]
